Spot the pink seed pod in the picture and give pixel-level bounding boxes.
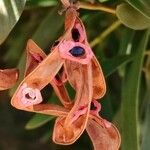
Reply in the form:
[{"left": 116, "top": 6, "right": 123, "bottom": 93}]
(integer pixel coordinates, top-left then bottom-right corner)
[
  {"left": 59, "top": 40, "right": 93, "bottom": 64},
  {"left": 17, "top": 83, "right": 43, "bottom": 107}
]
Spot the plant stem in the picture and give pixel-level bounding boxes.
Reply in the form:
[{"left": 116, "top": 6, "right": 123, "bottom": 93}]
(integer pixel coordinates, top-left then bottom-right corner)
[
  {"left": 79, "top": 2, "right": 116, "bottom": 14},
  {"left": 60, "top": 0, "right": 70, "bottom": 8},
  {"left": 144, "top": 50, "right": 150, "bottom": 56},
  {"left": 90, "top": 20, "right": 121, "bottom": 48}
]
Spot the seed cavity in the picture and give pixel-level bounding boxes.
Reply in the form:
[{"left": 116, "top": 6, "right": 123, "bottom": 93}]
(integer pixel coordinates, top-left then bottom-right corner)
[
  {"left": 72, "top": 28, "right": 80, "bottom": 42},
  {"left": 31, "top": 53, "right": 43, "bottom": 63},
  {"left": 25, "top": 93, "right": 36, "bottom": 100},
  {"left": 55, "top": 66, "right": 64, "bottom": 81},
  {"left": 90, "top": 102, "right": 97, "bottom": 110}
]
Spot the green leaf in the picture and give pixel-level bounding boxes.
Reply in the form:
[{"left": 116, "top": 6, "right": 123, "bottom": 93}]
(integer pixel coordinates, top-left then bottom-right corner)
[
  {"left": 119, "top": 28, "right": 135, "bottom": 55},
  {"left": 126, "top": 0, "right": 150, "bottom": 19},
  {"left": 117, "top": 29, "right": 135, "bottom": 76},
  {"left": 32, "top": 6, "right": 64, "bottom": 49},
  {"left": 141, "top": 59, "right": 150, "bottom": 150},
  {"left": 0, "top": 0, "right": 26, "bottom": 44},
  {"left": 26, "top": 0, "right": 57, "bottom": 8},
  {"left": 120, "top": 30, "right": 150, "bottom": 150},
  {"left": 141, "top": 100, "right": 150, "bottom": 150},
  {"left": 98, "top": 0, "right": 110, "bottom": 2},
  {"left": 101, "top": 55, "right": 134, "bottom": 77},
  {"left": 25, "top": 114, "right": 55, "bottom": 130},
  {"left": 116, "top": 3, "right": 150, "bottom": 30},
  {"left": 113, "top": 29, "right": 135, "bottom": 125}
]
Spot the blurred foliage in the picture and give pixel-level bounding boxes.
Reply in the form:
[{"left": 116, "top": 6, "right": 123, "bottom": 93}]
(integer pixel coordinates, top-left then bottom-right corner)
[
  {"left": 126, "top": 0, "right": 150, "bottom": 19},
  {"left": 0, "top": 0, "right": 26, "bottom": 44},
  {"left": 116, "top": 3, "right": 150, "bottom": 30},
  {"left": 0, "top": 0, "right": 150, "bottom": 150}
]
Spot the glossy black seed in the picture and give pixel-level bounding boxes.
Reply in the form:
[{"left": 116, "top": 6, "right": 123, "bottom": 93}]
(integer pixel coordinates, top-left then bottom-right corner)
[
  {"left": 72, "top": 28, "right": 80, "bottom": 42},
  {"left": 90, "top": 102, "right": 97, "bottom": 110},
  {"left": 69, "top": 46, "right": 85, "bottom": 57}
]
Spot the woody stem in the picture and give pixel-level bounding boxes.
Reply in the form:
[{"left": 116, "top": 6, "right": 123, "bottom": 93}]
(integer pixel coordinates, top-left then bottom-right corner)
[
  {"left": 60, "top": 0, "right": 70, "bottom": 8},
  {"left": 79, "top": 2, "right": 116, "bottom": 14}
]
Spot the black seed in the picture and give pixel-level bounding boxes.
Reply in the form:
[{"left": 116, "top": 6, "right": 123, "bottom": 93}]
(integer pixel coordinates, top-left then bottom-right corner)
[
  {"left": 90, "top": 102, "right": 97, "bottom": 110},
  {"left": 72, "top": 28, "right": 80, "bottom": 42},
  {"left": 69, "top": 46, "right": 85, "bottom": 57}
]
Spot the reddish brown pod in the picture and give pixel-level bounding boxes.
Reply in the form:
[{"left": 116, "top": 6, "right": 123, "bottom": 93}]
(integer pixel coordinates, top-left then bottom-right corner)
[
  {"left": 10, "top": 1, "right": 121, "bottom": 149},
  {"left": 0, "top": 68, "right": 19, "bottom": 90}
]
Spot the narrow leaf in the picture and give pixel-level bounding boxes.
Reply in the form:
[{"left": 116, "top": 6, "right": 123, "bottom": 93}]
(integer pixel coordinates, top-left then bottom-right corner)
[
  {"left": 0, "top": 0, "right": 26, "bottom": 44},
  {"left": 101, "top": 55, "right": 133, "bottom": 77},
  {"left": 116, "top": 3, "right": 150, "bottom": 30},
  {"left": 119, "top": 28, "right": 135, "bottom": 55},
  {"left": 25, "top": 113, "right": 55, "bottom": 130},
  {"left": 26, "top": 0, "right": 57, "bottom": 8},
  {"left": 32, "top": 6, "right": 63, "bottom": 49},
  {"left": 126, "top": 0, "right": 150, "bottom": 19},
  {"left": 121, "top": 30, "right": 149, "bottom": 150},
  {"left": 141, "top": 60, "right": 150, "bottom": 150},
  {"left": 141, "top": 100, "right": 150, "bottom": 150},
  {"left": 98, "top": 0, "right": 110, "bottom": 2}
]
